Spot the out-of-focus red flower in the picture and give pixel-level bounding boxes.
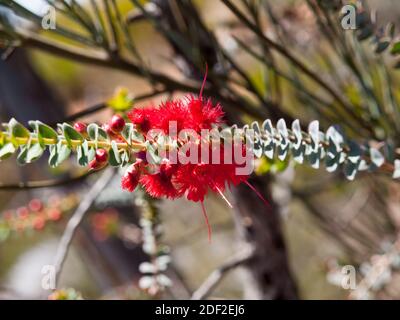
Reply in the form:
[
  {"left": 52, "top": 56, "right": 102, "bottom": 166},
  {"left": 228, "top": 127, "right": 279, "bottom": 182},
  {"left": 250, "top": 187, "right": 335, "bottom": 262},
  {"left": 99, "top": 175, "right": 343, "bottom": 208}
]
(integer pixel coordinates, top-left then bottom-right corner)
[
  {"left": 91, "top": 210, "right": 119, "bottom": 241},
  {"left": 29, "top": 199, "right": 43, "bottom": 212},
  {"left": 48, "top": 208, "right": 62, "bottom": 221},
  {"left": 33, "top": 216, "right": 45, "bottom": 230},
  {"left": 16, "top": 207, "right": 29, "bottom": 219}
]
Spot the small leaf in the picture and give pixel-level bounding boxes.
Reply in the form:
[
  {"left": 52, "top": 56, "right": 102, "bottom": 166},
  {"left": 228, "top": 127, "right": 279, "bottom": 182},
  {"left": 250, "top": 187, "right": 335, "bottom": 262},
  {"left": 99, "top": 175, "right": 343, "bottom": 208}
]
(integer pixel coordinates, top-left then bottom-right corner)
[
  {"left": 344, "top": 161, "right": 359, "bottom": 181},
  {"left": 277, "top": 118, "right": 288, "bottom": 139},
  {"left": 62, "top": 123, "right": 83, "bottom": 146},
  {"left": 308, "top": 120, "right": 319, "bottom": 152},
  {"left": 121, "top": 123, "right": 134, "bottom": 144},
  {"left": 370, "top": 148, "right": 385, "bottom": 168},
  {"left": 88, "top": 147, "right": 96, "bottom": 163},
  {"left": 108, "top": 141, "right": 122, "bottom": 166},
  {"left": 251, "top": 121, "right": 261, "bottom": 134},
  {"left": 87, "top": 123, "right": 108, "bottom": 142},
  {"left": 37, "top": 121, "right": 58, "bottom": 140},
  {"left": 77, "top": 140, "right": 89, "bottom": 166},
  {"left": 9, "top": 118, "right": 29, "bottom": 143},
  {"left": 55, "top": 141, "right": 71, "bottom": 166},
  {"left": 326, "top": 126, "right": 344, "bottom": 151},
  {"left": 253, "top": 141, "right": 263, "bottom": 158},
  {"left": 291, "top": 119, "right": 302, "bottom": 149},
  {"left": 262, "top": 119, "right": 274, "bottom": 136},
  {"left": 263, "top": 140, "right": 274, "bottom": 159},
  {"left": 292, "top": 144, "right": 305, "bottom": 164},
  {"left": 26, "top": 143, "right": 44, "bottom": 163},
  {"left": 0, "top": 143, "right": 16, "bottom": 160},
  {"left": 49, "top": 145, "right": 58, "bottom": 167},
  {"left": 358, "top": 159, "right": 369, "bottom": 171},
  {"left": 326, "top": 153, "right": 340, "bottom": 173},
  {"left": 16, "top": 145, "right": 28, "bottom": 165},
  {"left": 277, "top": 143, "right": 289, "bottom": 161},
  {"left": 120, "top": 150, "right": 130, "bottom": 166},
  {"left": 347, "top": 141, "right": 362, "bottom": 164}
]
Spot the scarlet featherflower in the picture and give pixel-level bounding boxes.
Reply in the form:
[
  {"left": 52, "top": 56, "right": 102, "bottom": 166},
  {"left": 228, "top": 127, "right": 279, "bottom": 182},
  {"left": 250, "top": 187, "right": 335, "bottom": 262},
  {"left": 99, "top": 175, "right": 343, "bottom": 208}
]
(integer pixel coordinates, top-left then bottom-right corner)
[
  {"left": 121, "top": 160, "right": 143, "bottom": 192},
  {"left": 120, "top": 66, "right": 268, "bottom": 241},
  {"left": 128, "top": 96, "right": 224, "bottom": 135},
  {"left": 139, "top": 161, "right": 182, "bottom": 199}
]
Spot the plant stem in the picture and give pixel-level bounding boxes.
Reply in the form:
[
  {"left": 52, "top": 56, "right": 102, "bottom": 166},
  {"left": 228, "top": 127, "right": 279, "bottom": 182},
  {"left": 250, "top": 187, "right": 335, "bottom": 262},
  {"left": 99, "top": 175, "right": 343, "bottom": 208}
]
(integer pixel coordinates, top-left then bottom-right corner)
[{"left": 2, "top": 134, "right": 145, "bottom": 150}]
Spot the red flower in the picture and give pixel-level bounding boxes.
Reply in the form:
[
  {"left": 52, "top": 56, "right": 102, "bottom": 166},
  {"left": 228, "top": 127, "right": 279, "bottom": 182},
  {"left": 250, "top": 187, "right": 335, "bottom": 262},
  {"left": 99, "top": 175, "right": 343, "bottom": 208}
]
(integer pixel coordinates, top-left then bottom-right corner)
[
  {"left": 185, "top": 96, "right": 224, "bottom": 131},
  {"left": 121, "top": 160, "right": 143, "bottom": 192},
  {"left": 125, "top": 96, "right": 249, "bottom": 204},
  {"left": 173, "top": 156, "right": 249, "bottom": 203},
  {"left": 173, "top": 163, "right": 209, "bottom": 202},
  {"left": 127, "top": 107, "right": 158, "bottom": 133},
  {"left": 139, "top": 161, "right": 182, "bottom": 199},
  {"left": 128, "top": 96, "right": 224, "bottom": 135}
]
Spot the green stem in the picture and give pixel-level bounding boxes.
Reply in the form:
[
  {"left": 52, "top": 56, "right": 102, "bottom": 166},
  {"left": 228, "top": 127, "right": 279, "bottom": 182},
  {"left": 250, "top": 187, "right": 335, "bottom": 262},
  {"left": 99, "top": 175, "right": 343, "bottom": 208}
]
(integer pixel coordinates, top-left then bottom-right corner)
[{"left": 2, "top": 134, "right": 144, "bottom": 150}]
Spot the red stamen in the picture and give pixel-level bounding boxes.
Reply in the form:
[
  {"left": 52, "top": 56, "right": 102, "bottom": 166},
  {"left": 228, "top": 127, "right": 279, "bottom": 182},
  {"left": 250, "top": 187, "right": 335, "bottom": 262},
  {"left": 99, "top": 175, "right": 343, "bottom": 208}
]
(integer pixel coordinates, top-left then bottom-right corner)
[
  {"left": 199, "top": 63, "right": 208, "bottom": 99},
  {"left": 215, "top": 185, "right": 233, "bottom": 209},
  {"left": 201, "top": 201, "right": 212, "bottom": 243},
  {"left": 244, "top": 181, "right": 271, "bottom": 207}
]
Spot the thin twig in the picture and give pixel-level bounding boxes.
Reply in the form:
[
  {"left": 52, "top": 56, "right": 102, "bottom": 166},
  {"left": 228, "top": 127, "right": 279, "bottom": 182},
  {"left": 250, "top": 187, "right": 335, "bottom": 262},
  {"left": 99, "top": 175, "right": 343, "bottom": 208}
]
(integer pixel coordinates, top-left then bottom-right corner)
[
  {"left": 23, "top": 32, "right": 266, "bottom": 118},
  {"left": 53, "top": 167, "right": 116, "bottom": 286},
  {"left": 51, "top": 88, "right": 168, "bottom": 126},
  {"left": 191, "top": 246, "right": 254, "bottom": 300},
  {"left": 0, "top": 171, "right": 93, "bottom": 190}
]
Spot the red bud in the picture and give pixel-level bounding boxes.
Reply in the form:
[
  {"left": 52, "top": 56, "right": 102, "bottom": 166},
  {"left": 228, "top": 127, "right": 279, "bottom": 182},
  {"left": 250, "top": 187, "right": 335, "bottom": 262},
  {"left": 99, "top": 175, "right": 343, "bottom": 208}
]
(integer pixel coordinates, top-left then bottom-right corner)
[
  {"left": 110, "top": 115, "right": 125, "bottom": 133},
  {"left": 95, "top": 149, "right": 108, "bottom": 163},
  {"left": 73, "top": 122, "right": 87, "bottom": 134}
]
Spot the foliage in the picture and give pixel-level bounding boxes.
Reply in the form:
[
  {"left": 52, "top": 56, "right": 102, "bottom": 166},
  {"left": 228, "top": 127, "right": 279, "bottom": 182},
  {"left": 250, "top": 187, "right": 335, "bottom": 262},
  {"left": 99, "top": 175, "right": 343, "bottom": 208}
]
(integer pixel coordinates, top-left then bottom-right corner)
[{"left": 2, "top": 0, "right": 400, "bottom": 299}]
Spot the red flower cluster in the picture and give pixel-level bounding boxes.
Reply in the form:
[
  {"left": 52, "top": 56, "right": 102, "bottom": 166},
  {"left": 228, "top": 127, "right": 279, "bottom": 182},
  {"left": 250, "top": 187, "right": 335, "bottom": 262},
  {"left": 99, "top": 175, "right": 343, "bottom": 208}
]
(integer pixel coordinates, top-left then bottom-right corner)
[
  {"left": 124, "top": 96, "right": 249, "bottom": 204},
  {"left": 128, "top": 95, "right": 224, "bottom": 133},
  {"left": 0, "top": 194, "right": 78, "bottom": 240}
]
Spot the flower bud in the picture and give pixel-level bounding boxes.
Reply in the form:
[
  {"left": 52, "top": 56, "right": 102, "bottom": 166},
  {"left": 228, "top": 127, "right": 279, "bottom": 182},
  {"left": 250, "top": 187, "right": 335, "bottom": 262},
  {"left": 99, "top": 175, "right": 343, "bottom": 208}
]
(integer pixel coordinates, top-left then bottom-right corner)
[
  {"left": 95, "top": 148, "right": 108, "bottom": 163},
  {"left": 89, "top": 158, "right": 107, "bottom": 171},
  {"left": 102, "top": 123, "right": 118, "bottom": 139},
  {"left": 110, "top": 114, "right": 125, "bottom": 133},
  {"left": 73, "top": 122, "right": 87, "bottom": 134}
]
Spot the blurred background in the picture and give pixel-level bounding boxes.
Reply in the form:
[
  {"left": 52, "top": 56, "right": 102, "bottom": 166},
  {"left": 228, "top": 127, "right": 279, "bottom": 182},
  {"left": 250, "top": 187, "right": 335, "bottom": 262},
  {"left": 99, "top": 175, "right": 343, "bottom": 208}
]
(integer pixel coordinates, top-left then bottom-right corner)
[{"left": 1, "top": 0, "right": 400, "bottom": 300}]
